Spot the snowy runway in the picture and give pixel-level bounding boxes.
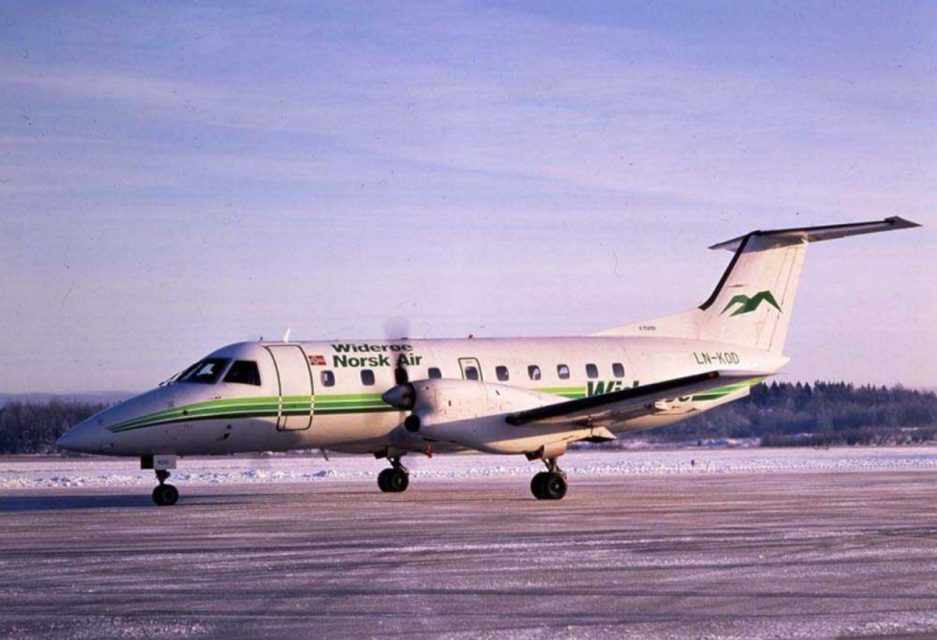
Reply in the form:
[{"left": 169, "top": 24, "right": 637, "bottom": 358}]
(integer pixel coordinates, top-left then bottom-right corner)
[
  {"left": 3, "top": 449, "right": 937, "bottom": 639},
  {"left": 4, "top": 447, "right": 937, "bottom": 490}
]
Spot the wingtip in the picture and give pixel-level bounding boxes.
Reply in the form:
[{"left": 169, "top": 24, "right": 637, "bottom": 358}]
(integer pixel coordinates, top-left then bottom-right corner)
[
  {"left": 707, "top": 233, "right": 751, "bottom": 252},
  {"left": 886, "top": 216, "right": 922, "bottom": 229}
]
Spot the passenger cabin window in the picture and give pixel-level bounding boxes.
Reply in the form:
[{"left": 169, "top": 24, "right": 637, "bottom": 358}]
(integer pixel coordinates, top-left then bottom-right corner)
[
  {"left": 557, "top": 364, "right": 570, "bottom": 380},
  {"left": 181, "top": 358, "right": 230, "bottom": 384},
  {"left": 612, "top": 362, "right": 625, "bottom": 378},
  {"left": 427, "top": 367, "right": 442, "bottom": 379},
  {"left": 528, "top": 365, "right": 541, "bottom": 381},
  {"left": 320, "top": 370, "right": 336, "bottom": 387},
  {"left": 464, "top": 366, "right": 480, "bottom": 381},
  {"left": 496, "top": 366, "right": 510, "bottom": 382},
  {"left": 224, "top": 360, "right": 261, "bottom": 386},
  {"left": 360, "top": 369, "right": 375, "bottom": 386},
  {"left": 585, "top": 363, "right": 599, "bottom": 379}
]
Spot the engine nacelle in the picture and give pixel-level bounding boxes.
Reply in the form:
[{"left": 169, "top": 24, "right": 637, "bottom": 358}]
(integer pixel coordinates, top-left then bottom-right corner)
[{"left": 383, "top": 379, "right": 599, "bottom": 455}]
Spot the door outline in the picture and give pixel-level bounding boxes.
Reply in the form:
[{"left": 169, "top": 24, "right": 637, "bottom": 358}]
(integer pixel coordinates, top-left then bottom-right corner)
[
  {"left": 265, "top": 344, "right": 314, "bottom": 431},
  {"left": 458, "top": 357, "right": 483, "bottom": 382}
]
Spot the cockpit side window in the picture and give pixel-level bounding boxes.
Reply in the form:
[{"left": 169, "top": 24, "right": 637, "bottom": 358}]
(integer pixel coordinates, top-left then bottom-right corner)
[
  {"left": 224, "top": 360, "right": 261, "bottom": 386},
  {"left": 180, "top": 358, "right": 230, "bottom": 384}
]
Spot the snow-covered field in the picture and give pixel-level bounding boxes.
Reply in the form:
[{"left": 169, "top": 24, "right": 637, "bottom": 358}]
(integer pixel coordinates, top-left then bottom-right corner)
[{"left": 3, "top": 446, "right": 937, "bottom": 490}]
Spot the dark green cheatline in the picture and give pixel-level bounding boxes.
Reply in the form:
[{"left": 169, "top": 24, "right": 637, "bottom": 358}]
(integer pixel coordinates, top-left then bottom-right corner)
[
  {"left": 108, "top": 394, "right": 394, "bottom": 433},
  {"left": 105, "top": 380, "right": 757, "bottom": 434}
]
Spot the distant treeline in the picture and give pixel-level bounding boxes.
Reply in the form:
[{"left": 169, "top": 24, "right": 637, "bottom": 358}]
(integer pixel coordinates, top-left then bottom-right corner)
[
  {"left": 1, "top": 382, "right": 936, "bottom": 454},
  {"left": 0, "top": 400, "right": 105, "bottom": 454},
  {"left": 626, "top": 381, "right": 937, "bottom": 447}
]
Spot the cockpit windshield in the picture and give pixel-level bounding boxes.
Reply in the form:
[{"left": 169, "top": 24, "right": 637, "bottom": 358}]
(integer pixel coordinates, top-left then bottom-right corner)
[
  {"left": 178, "top": 358, "right": 231, "bottom": 384},
  {"left": 160, "top": 361, "right": 198, "bottom": 386}
]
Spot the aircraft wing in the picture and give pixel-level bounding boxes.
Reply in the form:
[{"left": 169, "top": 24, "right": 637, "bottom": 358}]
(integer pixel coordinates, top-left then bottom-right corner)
[{"left": 505, "top": 370, "right": 765, "bottom": 427}]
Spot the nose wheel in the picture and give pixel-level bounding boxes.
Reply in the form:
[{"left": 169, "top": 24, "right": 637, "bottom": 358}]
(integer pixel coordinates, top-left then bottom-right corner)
[
  {"left": 530, "top": 458, "right": 567, "bottom": 500},
  {"left": 152, "top": 469, "right": 179, "bottom": 506},
  {"left": 377, "top": 458, "right": 409, "bottom": 493}
]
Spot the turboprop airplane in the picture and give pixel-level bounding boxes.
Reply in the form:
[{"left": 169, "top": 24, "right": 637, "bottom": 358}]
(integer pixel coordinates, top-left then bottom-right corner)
[{"left": 57, "top": 217, "right": 920, "bottom": 505}]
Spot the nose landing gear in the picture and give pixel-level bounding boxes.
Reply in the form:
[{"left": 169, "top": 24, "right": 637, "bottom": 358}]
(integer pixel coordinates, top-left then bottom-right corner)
[
  {"left": 530, "top": 457, "right": 567, "bottom": 500},
  {"left": 377, "top": 457, "right": 410, "bottom": 493},
  {"left": 152, "top": 469, "right": 179, "bottom": 506}
]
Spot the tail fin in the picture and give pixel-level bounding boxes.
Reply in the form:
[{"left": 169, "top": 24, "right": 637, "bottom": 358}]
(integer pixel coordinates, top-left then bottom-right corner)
[{"left": 596, "top": 217, "right": 920, "bottom": 353}]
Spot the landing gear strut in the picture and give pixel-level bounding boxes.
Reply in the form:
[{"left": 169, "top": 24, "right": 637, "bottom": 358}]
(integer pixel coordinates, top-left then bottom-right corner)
[
  {"left": 377, "top": 457, "right": 409, "bottom": 493},
  {"left": 530, "top": 458, "right": 567, "bottom": 500},
  {"left": 152, "top": 469, "right": 179, "bottom": 506}
]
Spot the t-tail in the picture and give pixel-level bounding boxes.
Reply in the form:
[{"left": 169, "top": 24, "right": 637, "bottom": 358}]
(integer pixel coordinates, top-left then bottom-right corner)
[{"left": 596, "top": 217, "right": 921, "bottom": 353}]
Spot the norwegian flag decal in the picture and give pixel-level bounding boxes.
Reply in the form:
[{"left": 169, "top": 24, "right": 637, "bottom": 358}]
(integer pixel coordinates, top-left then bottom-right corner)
[{"left": 308, "top": 354, "right": 327, "bottom": 366}]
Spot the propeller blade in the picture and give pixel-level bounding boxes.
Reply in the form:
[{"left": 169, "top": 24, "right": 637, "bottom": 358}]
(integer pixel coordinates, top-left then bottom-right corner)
[
  {"left": 382, "top": 316, "right": 420, "bottom": 433},
  {"left": 383, "top": 316, "right": 412, "bottom": 384},
  {"left": 382, "top": 317, "right": 410, "bottom": 340}
]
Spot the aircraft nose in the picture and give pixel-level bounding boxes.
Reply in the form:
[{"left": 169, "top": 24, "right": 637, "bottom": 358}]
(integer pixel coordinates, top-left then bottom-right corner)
[{"left": 56, "top": 418, "right": 112, "bottom": 453}]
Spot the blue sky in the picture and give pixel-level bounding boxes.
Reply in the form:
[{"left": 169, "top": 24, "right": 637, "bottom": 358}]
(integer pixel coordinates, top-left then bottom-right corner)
[{"left": 1, "top": 1, "right": 934, "bottom": 392}]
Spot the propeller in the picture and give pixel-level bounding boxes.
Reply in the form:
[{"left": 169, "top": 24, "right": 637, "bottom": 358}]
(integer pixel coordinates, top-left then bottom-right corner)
[
  {"left": 381, "top": 317, "right": 421, "bottom": 432},
  {"left": 382, "top": 316, "right": 411, "bottom": 384}
]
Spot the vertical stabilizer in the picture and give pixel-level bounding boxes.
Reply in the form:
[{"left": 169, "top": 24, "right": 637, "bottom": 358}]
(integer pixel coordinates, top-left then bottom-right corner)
[
  {"left": 696, "top": 233, "right": 807, "bottom": 352},
  {"left": 594, "top": 217, "right": 920, "bottom": 353}
]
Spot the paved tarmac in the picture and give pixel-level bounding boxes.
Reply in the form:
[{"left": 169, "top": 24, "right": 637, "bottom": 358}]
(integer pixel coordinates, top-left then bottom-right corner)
[{"left": 2, "top": 471, "right": 937, "bottom": 639}]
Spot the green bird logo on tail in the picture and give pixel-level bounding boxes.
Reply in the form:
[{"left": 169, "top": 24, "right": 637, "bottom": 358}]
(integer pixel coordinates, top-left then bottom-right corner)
[{"left": 721, "top": 290, "right": 782, "bottom": 316}]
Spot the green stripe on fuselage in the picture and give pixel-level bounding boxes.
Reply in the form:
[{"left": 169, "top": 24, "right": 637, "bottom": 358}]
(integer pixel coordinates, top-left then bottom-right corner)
[
  {"left": 111, "top": 377, "right": 759, "bottom": 434},
  {"left": 107, "top": 393, "right": 397, "bottom": 433},
  {"left": 690, "top": 377, "right": 764, "bottom": 402},
  {"left": 538, "top": 386, "right": 587, "bottom": 399}
]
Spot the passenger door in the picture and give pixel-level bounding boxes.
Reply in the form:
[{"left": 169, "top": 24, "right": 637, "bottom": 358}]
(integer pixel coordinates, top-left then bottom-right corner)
[{"left": 265, "top": 344, "right": 314, "bottom": 431}]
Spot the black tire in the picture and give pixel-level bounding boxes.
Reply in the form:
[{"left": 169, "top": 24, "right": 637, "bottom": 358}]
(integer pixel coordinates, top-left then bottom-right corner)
[
  {"left": 152, "top": 484, "right": 179, "bottom": 506},
  {"left": 377, "top": 468, "right": 394, "bottom": 493},
  {"left": 542, "top": 473, "right": 567, "bottom": 500},
  {"left": 162, "top": 484, "right": 179, "bottom": 505},
  {"left": 530, "top": 472, "right": 549, "bottom": 500},
  {"left": 387, "top": 469, "right": 409, "bottom": 493}
]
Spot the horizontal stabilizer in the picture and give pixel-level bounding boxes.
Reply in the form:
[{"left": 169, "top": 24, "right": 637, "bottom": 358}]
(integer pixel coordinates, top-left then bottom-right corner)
[{"left": 709, "top": 216, "right": 920, "bottom": 252}]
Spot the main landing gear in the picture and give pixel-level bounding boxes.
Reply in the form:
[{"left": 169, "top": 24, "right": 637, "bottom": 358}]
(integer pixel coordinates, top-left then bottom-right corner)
[
  {"left": 530, "top": 458, "right": 567, "bottom": 500},
  {"left": 377, "top": 457, "right": 410, "bottom": 493},
  {"left": 152, "top": 469, "right": 179, "bottom": 506}
]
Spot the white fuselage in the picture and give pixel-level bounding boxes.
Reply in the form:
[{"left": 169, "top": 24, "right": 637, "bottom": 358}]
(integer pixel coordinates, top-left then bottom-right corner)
[{"left": 59, "top": 335, "right": 784, "bottom": 458}]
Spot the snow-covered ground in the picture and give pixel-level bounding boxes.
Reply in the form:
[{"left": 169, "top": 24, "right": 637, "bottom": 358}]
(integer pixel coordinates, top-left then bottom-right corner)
[
  {"left": 3, "top": 446, "right": 937, "bottom": 490},
  {"left": 4, "top": 448, "right": 937, "bottom": 639}
]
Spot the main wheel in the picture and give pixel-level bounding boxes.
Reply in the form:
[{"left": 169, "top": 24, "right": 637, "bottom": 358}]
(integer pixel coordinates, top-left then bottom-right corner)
[
  {"left": 152, "top": 483, "right": 179, "bottom": 506},
  {"left": 386, "top": 468, "right": 409, "bottom": 493},
  {"left": 530, "top": 472, "right": 549, "bottom": 499},
  {"left": 542, "top": 473, "right": 567, "bottom": 500},
  {"left": 378, "top": 468, "right": 409, "bottom": 493},
  {"left": 378, "top": 468, "right": 393, "bottom": 492}
]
